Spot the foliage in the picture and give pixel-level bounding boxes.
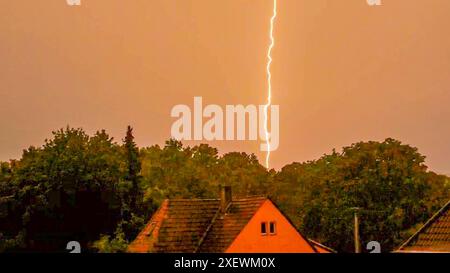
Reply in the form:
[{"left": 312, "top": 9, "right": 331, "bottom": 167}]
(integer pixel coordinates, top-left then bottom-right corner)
[
  {"left": 0, "top": 127, "right": 127, "bottom": 251},
  {"left": 0, "top": 128, "right": 448, "bottom": 253},
  {"left": 139, "top": 140, "right": 272, "bottom": 206},
  {"left": 92, "top": 225, "right": 129, "bottom": 253},
  {"left": 272, "top": 138, "right": 450, "bottom": 252}
]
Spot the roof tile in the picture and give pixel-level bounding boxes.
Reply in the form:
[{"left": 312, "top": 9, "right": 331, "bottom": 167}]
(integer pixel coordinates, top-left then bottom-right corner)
[
  {"left": 127, "top": 196, "right": 266, "bottom": 253},
  {"left": 398, "top": 200, "right": 450, "bottom": 252}
]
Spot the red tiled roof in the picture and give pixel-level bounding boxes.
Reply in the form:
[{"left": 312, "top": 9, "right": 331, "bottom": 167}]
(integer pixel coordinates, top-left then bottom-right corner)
[
  {"left": 127, "top": 200, "right": 169, "bottom": 253},
  {"left": 127, "top": 196, "right": 266, "bottom": 253},
  {"left": 397, "top": 200, "right": 450, "bottom": 253},
  {"left": 197, "top": 197, "right": 266, "bottom": 253},
  {"left": 309, "top": 239, "right": 336, "bottom": 253},
  {"left": 128, "top": 196, "right": 333, "bottom": 253}
]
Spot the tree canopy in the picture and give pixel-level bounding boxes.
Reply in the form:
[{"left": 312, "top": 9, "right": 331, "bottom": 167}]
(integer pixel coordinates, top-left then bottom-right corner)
[
  {"left": 271, "top": 138, "right": 450, "bottom": 252},
  {"left": 0, "top": 128, "right": 448, "bottom": 253}
]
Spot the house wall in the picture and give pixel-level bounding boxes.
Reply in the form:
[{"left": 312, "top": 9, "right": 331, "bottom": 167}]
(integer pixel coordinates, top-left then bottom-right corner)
[{"left": 226, "top": 200, "right": 316, "bottom": 253}]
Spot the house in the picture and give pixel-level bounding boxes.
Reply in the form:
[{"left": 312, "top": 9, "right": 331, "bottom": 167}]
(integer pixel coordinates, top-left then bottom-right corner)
[
  {"left": 396, "top": 200, "right": 450, "bottom": 253},
  {"left": 127, "top": 186, "right": 333, "bottom": 253}
]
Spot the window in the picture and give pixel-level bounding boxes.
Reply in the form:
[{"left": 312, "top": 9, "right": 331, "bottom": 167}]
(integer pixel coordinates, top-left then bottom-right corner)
[
  {"left": 269, "top": 221, "right": 276, "bottom": 235},
  {"left": 261, "top": 222, "right": 267, "bottom": 235}
]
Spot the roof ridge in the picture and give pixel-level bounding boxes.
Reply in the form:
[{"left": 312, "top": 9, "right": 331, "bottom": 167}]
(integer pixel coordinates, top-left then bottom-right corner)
[
  {"left": 196, "top": 197, "right": 267, "bottom": 252},
  {"left": 397, "top": 199, "right": 450, "bottom": 251},
  {"left": 126, "top": 199, "right": 169, "bottom": 253},
  {"left": 164, "top": 196, "right": 268, "bottom": 202},
  {"left": 194, "top": 205, "right": 224, "bottom": 253},
  {"left": 170, "top": 198, "right": 220, "bottom": 201},
  {"left": 266, "top": 198, "right": 319, "bottom": 253},
  {"left": 308, "top": 239, "right": 337, "bottom": 253},
  {"left": 232, "top": 195, "right": 268, "bottom": 201}
]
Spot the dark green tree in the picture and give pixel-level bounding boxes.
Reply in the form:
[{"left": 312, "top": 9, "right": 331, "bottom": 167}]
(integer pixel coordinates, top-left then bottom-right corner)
[
  {"left": 2, "top": 129, "right": 449, "bottom": 254},
  {"left": 272, "top": 138, "right": 450, "bottom": 252},
  {"left": 0, "top": 128, "right": 125, "bottom": 252},
  {"left": 123, "top": 126, "right": 141, "bottom": 211}
]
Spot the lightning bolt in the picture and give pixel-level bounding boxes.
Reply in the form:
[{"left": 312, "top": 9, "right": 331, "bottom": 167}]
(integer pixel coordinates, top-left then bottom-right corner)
[{"left": 264, "top": 0, "right": 277, "bottom": 169}]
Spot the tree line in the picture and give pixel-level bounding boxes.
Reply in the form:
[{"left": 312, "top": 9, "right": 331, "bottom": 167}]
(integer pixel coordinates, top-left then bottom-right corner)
[{"left": 0, "top": 127, "right": 448, "bottom": 252}]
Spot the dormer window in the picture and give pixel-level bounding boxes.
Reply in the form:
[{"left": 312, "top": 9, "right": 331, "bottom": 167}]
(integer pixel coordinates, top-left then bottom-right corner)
[
  {"left": 261, "top": 222, "right": 267, "bottom": 235},
  {"left": 269, "top": 221, "right": 276, "bottom": 235}
]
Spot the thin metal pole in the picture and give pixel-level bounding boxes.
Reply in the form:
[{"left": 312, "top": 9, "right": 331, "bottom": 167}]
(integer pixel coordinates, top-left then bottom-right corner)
[{"left": 354, "top": 210, "right": 361, "bottom": 253}]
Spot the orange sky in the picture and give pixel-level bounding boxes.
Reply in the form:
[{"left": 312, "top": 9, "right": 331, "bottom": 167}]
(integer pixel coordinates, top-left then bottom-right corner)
[{"left": 0, "top": 0, "right": 449, "bottom": 173}]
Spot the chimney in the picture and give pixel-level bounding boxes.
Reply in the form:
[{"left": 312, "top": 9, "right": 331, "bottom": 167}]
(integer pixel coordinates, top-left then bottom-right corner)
[{"left": 220, "top": 186, "right": 232, "bottom": 212}]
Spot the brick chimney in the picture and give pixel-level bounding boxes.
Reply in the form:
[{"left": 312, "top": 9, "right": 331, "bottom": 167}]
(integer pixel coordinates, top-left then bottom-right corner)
[{"left": 220, "top": 185, "right": 232, "bottom": 212}]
